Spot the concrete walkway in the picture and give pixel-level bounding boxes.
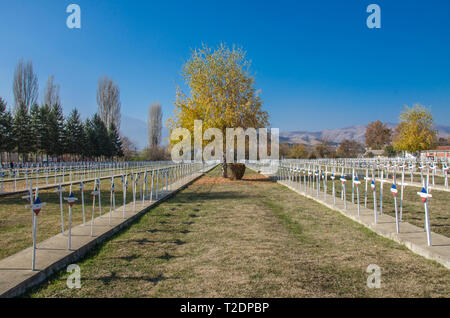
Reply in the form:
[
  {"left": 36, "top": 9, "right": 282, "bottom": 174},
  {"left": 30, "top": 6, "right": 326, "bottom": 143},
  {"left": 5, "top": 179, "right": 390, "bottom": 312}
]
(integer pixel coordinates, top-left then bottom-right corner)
[
  {"left": 0, "top": 166, "right": 216, "bottom": 297},
  {"left": 256, "top": 170, "right": 450, "bottom": 270}
]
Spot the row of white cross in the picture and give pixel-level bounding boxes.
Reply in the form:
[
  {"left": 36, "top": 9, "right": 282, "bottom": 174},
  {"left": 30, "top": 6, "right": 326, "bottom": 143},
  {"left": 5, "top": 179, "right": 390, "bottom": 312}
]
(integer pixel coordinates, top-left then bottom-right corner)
[
  {"left": 0, "top": 161, "right": 176, "bottom": 194},
  {"left": 275, "top": 161, "right": 435, "bottom": 247},
  {"left": 282, "top": 159, "right": 449, "bottom": 190},
  {"left": 22, "top": 162, "right": 207, "bottom": 271}
]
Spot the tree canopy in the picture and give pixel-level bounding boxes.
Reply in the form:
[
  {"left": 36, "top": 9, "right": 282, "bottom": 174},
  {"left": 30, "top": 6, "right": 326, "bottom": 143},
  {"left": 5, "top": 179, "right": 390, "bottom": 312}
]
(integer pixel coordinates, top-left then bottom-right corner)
[
  {"left": 168, "top": 43, "right": 269, "bottom": 176},
  {"left": 365, "top": 120, "right": 392, "bottom": 150},
  {"left": 393, "top": 104, "right": 437, "bottom": 153},
  {"left": 336, "top": 139, "right": 364, "bottom": 158},
  {"left": 0, "top": 98, "right": 125, "bottom": 162}
]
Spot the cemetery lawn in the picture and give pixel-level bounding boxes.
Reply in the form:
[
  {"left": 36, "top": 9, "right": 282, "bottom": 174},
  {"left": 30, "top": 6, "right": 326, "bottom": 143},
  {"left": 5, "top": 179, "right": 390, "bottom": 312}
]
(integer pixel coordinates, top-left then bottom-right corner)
[
  {"left": 26, "top": 166, "right": 450, "bottom": 297},
  {"left": 0, "top": 177, "right": 137, "bottom": 260},
  {"left": 325, "top": 178, "right": 450, "bottom": 238}
]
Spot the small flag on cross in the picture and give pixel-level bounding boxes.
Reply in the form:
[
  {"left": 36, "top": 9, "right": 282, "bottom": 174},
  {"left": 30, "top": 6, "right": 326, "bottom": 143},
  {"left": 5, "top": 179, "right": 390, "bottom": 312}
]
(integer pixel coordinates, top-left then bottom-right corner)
[
  {"left": 417, "top": 187, "right": 432, "bottom": 203},
  {"left": 28, "top": 197, "right": 46, "bottom": 215},
  {"left": 391, "top": 184, "right": 398, "bottom": 197},
  {"left": 64, "top": 192, "right": 78, "bottom": 206},
  {"left": 92, "top": 187, "right": 99, "bottom": 196}
]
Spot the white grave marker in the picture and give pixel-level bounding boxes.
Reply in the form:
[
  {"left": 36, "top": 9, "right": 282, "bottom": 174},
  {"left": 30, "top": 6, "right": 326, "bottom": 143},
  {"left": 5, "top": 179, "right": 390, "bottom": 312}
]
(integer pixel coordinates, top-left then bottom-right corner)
[{"left": 64, "top": 186, "right": 78, "bottom": 249}]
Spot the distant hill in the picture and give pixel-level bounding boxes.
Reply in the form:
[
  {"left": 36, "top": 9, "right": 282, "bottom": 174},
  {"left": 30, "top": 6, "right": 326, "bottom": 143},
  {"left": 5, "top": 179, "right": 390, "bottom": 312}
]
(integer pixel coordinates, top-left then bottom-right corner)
[
  {"left": 121, "top": 115, "right": 450, "bottom": 150},
  {"left": 280, "top": 124, "right": 450, "bottom": 146},
  {"left": 435, "top": 125, "right": 450, "bottom": 138}
]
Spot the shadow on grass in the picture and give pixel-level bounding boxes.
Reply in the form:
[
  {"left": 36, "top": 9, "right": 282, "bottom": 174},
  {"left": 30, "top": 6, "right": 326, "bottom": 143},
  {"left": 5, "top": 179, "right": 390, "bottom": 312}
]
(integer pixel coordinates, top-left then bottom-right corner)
[
  {"left": 172, "top": 191, "right": 256, "bottom": 202},
  {"left": 84, "top": 272, "right": 167, "bottom": 286},
  {"left": 238, "top": 178, "right": 273, "bottom": 183}
]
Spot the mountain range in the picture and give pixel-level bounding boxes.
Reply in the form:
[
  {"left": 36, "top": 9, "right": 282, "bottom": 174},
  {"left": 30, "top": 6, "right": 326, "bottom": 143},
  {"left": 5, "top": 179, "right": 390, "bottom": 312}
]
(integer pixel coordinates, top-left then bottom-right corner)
[
  {"left": 280, "top": 124, "right": 450, "bottom": 146},
  {"left": 121, "top": 115, "right": 450, "bottom": 150}
]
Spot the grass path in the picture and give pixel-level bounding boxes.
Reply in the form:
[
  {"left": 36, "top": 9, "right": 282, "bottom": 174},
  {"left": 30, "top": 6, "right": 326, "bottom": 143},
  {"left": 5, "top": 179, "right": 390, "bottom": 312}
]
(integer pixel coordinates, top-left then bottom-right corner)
[{"left": 26, "top": 167, "right": 450, "bottom": 297}]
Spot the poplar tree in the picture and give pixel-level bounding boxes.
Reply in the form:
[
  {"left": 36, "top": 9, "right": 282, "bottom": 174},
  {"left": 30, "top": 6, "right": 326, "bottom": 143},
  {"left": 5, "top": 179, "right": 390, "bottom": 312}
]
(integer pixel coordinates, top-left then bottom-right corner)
[
  {"left": 97, "top": 76, "right": 121, "bottom": 131},
  {"left": 148, "top": 103, "right": 163, "bottom": 149},
  {"left": 13, "top": 59, "right": 38, "bottom": 113}
]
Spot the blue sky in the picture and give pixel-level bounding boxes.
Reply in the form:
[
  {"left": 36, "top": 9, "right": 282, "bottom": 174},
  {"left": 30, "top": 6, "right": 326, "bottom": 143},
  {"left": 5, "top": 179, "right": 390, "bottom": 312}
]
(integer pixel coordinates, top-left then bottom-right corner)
[{"left": 0, "top": 0, "right": 449, "bottom": 145}]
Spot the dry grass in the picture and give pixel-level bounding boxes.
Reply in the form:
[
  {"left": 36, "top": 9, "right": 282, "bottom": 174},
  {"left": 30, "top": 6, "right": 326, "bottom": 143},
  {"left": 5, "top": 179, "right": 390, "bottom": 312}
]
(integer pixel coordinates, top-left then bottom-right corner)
[
  {"left": 308, "top": 176, "right": 450, "bottom": 237},
  {"left": 0, "top": 174, "right": 162, "bottom": 260},
  {"left": 25, "top": 166, "right": 450, "bottom": 298}
]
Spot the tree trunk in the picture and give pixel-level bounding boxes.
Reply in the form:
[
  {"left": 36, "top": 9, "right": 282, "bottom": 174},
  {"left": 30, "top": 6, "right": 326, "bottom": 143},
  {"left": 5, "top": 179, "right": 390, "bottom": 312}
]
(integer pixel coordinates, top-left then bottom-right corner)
[{"left": 222, "top": 152, "right": 228, "bottom": 178}]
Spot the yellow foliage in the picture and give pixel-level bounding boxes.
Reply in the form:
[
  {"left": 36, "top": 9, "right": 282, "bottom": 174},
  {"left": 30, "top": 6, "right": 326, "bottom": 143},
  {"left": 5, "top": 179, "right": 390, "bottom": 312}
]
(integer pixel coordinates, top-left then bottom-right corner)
[
  {"left": 393, "top": 104, "right": 437, "bottom": 153},
  {"left": 168, "top": 43, "right": 269, "bottom": 148}
]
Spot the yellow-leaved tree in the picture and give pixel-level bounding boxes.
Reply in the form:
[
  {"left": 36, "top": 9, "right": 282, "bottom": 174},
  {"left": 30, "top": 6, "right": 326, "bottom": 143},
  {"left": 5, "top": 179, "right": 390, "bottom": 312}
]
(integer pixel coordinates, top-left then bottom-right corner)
[
  {"left": 393, "top": 104, "right": 437, "bottom": 154},
  {"left": 168, "top": 43, "right": 269, "bottom": 177}
]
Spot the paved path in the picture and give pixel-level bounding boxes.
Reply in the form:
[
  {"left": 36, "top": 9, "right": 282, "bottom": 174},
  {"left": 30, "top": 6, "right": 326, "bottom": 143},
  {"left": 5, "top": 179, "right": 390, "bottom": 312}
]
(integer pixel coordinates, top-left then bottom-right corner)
[
  {"left": 0, "top": 166, "right": 216, "bottom": 297},
  {"left": 255, "top": 170, "right": 450, "bottom": 270}
]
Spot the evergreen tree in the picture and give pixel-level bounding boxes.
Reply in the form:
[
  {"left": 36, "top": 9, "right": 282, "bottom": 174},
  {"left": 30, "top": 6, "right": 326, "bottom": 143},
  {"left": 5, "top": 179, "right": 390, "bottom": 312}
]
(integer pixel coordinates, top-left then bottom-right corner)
[
  {"left": 3, "top": 110, "right": 14, "bottom": 161},
  {"left": 39, "top": 104, "right": 52, "bottom": 160},
  {"left": 0, "top": 98, "right": 15, "bottom": 163},
  {"left": 48, "top": 103, "right": 65, "bottom": 159},
  {"left": 29, "top": 103, "right": 41, "bottom": 159},
  {"left": 13, "top": 103, "right": 33, "bottom": 162},
  {"left": 83, "top": 118, "right": 95, "bottom": 160},
  {"left": 93, "top": 114, "right": 110, "bottom": 159},
  {"left": 84, "top": 114, "right": 110, "bottom": 160},
  {"left": 65, "top": 108, "right": 85, "bottom": 160},
  {"left": 108, "top": 122, "right": 123, "bottom": 159}
]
